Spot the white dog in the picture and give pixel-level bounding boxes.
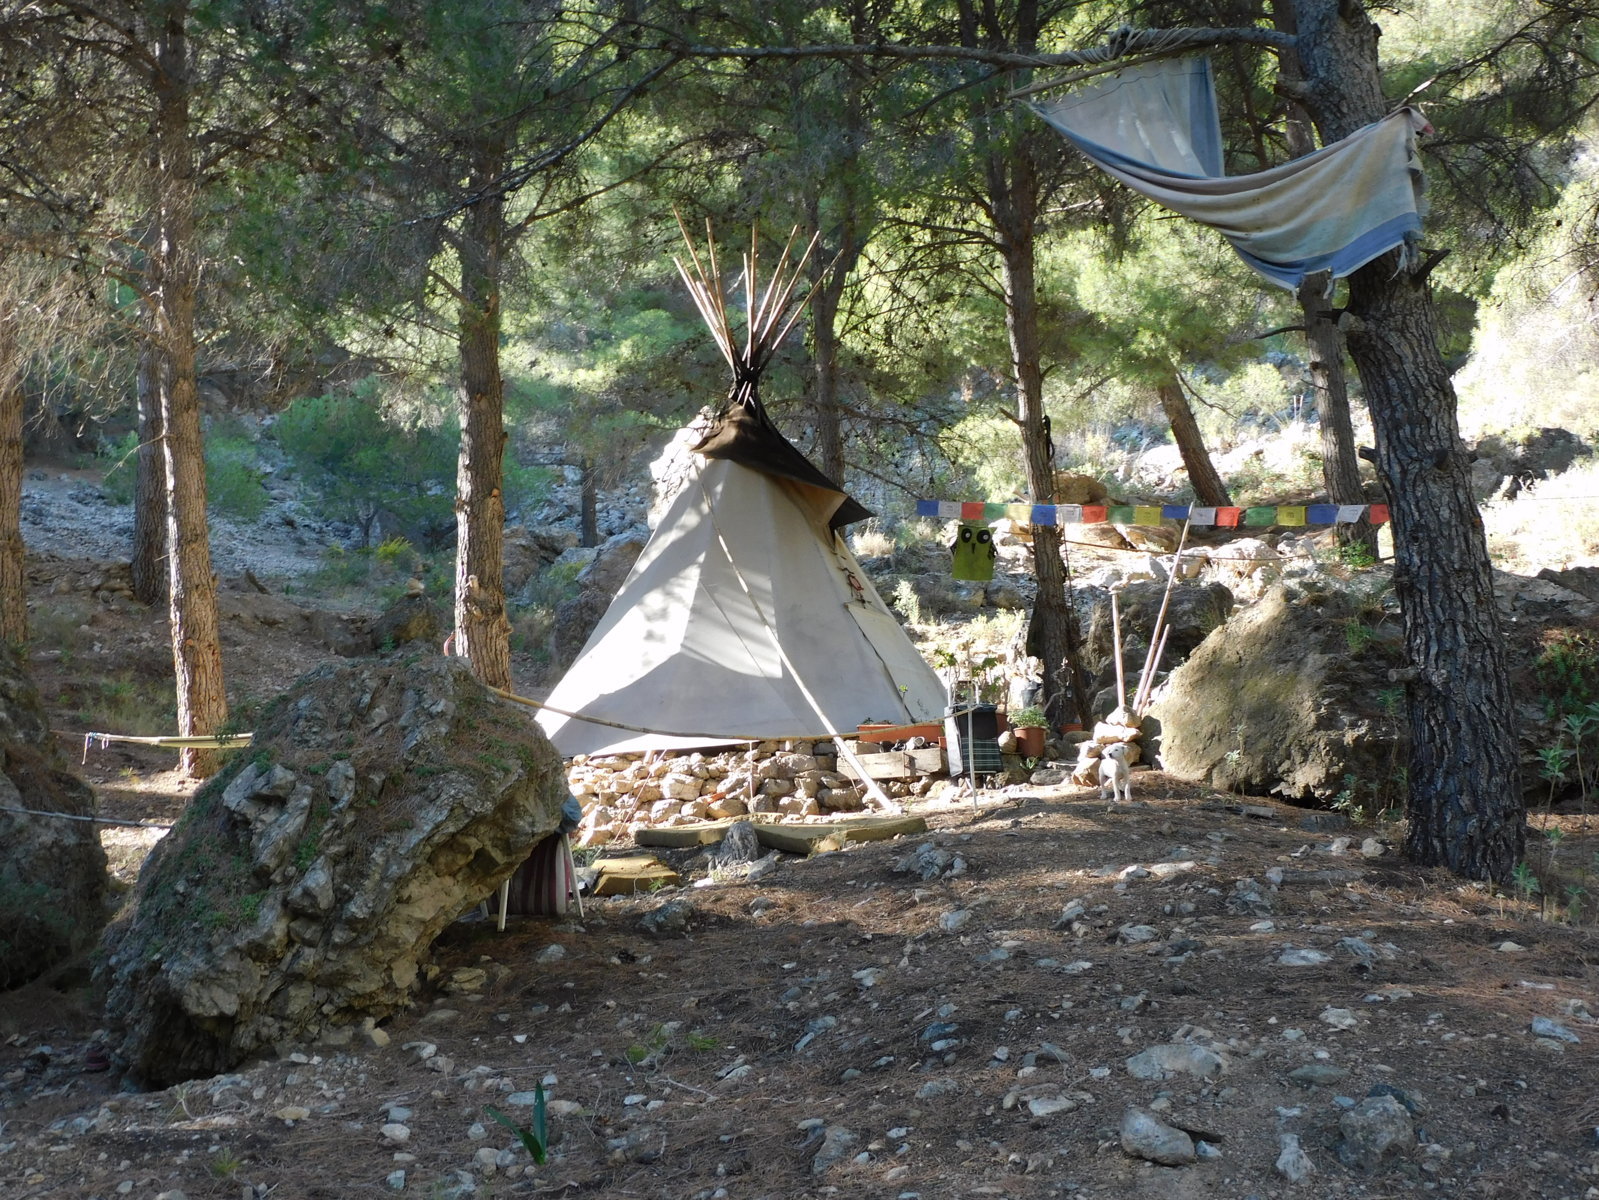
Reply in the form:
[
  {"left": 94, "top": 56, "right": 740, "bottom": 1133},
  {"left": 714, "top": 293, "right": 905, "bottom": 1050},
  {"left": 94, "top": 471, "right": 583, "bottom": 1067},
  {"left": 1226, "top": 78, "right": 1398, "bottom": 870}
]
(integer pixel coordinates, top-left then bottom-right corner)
[{"left": 1098, "top": 742, "right": 1133, "bottom": 803}]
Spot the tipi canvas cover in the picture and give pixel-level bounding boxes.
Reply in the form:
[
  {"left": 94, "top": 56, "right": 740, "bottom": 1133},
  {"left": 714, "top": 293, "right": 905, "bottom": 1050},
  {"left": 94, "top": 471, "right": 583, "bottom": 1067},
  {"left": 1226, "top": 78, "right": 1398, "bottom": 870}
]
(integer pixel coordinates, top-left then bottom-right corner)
[{"left": 536, "top": 408, "right": 947, "bottom": 758}]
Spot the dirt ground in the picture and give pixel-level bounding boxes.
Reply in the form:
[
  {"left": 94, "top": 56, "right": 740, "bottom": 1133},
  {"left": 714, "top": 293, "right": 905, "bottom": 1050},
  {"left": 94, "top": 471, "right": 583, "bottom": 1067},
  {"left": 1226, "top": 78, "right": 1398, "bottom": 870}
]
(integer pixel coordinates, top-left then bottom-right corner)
[{"left": 3, "top": 543, "right": 1599, "bottom": 1199}]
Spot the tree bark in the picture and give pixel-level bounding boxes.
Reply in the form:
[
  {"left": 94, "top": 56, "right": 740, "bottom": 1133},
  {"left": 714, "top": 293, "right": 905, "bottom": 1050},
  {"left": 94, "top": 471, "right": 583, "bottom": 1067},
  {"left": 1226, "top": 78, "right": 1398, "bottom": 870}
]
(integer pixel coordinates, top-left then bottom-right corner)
[
  {"left": 1156, "top": 372, "right": 1231, "bottom": 507},
  {"left": 579, "top": 454, "right": 599, "bottom": 549},
  {"left": 1296, "top": 274, "right": 1376, "bottom": 555},
  {"left": 131, "top": 336, "right": 169, "bottom": 606},
  {"left": 979, "top": 55, "right": 1091, "bottom": 726},
  {"left": 1291, "top": 0, "right": 1522, "bottom": 880},
  {"left": 453, "top": 145, "right": 513, "bottom": 691},
  {"left": 1274, "top": 3, "right": 1375, "bottom": 554},
  {"left": 807, "top": 238, "right": 854, "bottom": 485},
  {"left": 151, "top": 2, "right": 227, "bottom": 777},
  {"left": 0, "top": 304, "right": 26, "bottom": 646}
]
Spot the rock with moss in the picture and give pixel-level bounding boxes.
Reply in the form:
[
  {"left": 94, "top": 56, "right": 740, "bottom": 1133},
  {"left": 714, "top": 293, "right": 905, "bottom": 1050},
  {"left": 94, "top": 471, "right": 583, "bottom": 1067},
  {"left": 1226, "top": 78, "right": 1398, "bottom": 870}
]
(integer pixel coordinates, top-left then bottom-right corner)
[
  {"left": 99, "top": 657, "right": 567, "bottom": 1087},
  {"left": 1147, "top": 583, "right": 1407, "bottom": 804},
  {"left": 0, "top": 643, "right": 107, "bottom": 990}
]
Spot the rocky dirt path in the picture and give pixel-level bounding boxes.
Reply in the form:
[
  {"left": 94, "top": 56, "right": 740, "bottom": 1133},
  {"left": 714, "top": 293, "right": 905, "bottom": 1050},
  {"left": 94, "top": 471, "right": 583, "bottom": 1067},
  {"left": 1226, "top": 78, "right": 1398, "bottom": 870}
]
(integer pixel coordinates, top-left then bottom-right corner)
[
  {"left": 21, "top": 466, "right": 335, "bottom": 581},
  {"left": 3, "top": 781, "right": 1596, "bottom": 1199}
]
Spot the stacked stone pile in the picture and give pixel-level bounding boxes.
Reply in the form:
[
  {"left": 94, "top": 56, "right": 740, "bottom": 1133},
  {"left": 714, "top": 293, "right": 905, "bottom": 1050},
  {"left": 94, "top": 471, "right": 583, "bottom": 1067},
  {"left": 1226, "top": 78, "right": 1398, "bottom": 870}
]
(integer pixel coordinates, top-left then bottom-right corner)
[{"left": 568, "top": 740, "right": 944, "bottom": 847}]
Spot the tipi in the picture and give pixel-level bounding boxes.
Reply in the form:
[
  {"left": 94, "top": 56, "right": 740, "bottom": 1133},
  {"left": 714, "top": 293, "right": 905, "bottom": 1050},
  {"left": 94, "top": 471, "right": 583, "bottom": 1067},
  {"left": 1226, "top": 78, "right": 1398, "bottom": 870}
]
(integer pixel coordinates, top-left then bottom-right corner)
[{"left": 536, "top": 224, "right": 947, "bottom": 758}]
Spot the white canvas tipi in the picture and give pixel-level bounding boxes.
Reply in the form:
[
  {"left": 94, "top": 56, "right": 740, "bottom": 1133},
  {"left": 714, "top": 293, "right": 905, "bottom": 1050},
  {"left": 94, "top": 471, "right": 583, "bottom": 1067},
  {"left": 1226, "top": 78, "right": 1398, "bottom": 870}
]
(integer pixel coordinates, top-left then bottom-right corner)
[{"left": 536, "top": 225, "right": 946, "bottom": 758}]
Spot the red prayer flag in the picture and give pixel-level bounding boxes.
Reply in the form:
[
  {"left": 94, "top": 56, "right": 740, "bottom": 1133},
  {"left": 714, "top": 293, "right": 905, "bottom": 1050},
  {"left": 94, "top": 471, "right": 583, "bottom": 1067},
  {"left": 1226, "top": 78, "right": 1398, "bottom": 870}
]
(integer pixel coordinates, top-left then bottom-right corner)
[
  {"left": 961, "top": 501, "right": 986, "bottom": 520},
  {"left": 1216, "top": 507, "right": 1243, "bottom": 528},
  {"left": 1367, "top": 504, "right": 1389, "bottom": 525},
  {"left": 1079, "top": 505, "right": 1108, "bottom": 524}
]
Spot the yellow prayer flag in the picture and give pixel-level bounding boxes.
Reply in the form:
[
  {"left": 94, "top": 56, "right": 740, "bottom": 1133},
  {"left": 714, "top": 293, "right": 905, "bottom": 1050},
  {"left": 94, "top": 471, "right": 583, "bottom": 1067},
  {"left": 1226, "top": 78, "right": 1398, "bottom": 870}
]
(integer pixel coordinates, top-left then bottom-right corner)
[
  {"left": 1132, "top": 505, "right": 1162, "bottom": 525},
  {"left": 1277, "top": 506, "right": 1307, "bottom": 526}
]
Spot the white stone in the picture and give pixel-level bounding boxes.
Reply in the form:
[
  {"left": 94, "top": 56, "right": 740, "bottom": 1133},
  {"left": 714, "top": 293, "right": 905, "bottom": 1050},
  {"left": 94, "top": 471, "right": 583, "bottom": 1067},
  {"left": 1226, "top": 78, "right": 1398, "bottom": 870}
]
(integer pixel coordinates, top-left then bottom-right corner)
[
  {"left": 1125, "top": 1043, "right": 1228, "bottom": 1080},
  {"left": 1278, "top": 947, "right": 1332, "bottom": 966},
  {"left": 1276, "top": 1132, "right": 1315, "bottom": 1182},
  {"left": 380, "top": 1123, "right": 411, "bottom": 1143}
]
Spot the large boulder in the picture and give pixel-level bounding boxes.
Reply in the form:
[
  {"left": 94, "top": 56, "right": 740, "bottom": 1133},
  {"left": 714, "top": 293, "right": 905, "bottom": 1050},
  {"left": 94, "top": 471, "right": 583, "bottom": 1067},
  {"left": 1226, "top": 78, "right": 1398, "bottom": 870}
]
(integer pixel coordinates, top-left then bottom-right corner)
[
  {"left": 370, "top": 591, "right": 443, "bottom": 649},
  {"left": 0, "top": 643, "right": 106, "bottom": 989},
  {"left": 541, "top": 532, "right": 648, "bottom": 669},
  {"left": 1148, "top": 583, "right": 1407, "bottom": 803},
  {"left": 1072, "top": 581, "right": 1235, "bottom": 716},
  {"left": 99, "top": 657, "right": 567, "bottom": 1087}
]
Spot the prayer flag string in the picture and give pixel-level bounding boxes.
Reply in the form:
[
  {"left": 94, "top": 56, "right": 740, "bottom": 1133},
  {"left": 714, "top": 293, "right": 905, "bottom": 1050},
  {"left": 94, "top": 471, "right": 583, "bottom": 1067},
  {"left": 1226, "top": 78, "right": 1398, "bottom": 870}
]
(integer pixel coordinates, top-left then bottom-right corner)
[{"left": 916, "top": 500, "right": 1390, "bottom": 527}]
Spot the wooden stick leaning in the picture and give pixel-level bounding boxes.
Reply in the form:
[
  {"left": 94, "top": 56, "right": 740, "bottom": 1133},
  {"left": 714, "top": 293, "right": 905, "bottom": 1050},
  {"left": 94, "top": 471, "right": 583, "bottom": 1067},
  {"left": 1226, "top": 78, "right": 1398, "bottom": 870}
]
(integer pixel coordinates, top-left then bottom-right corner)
[
  {"left": 1133, "top": 519, "right": 1190, "bottom": 714},
  {"left": 1111, "top": 591, "right": 1127, "bottom": 713},
  {"left": 1136, "top": 624, "right": 1173, "bottom": 715}
]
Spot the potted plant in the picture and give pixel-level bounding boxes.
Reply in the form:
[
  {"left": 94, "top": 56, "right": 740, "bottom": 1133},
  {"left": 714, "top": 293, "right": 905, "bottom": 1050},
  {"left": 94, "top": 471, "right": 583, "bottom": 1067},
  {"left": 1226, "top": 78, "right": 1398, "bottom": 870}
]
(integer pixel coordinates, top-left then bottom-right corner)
[{"left": 1010, "top": 705, "right": 1048, "bottom": 758}]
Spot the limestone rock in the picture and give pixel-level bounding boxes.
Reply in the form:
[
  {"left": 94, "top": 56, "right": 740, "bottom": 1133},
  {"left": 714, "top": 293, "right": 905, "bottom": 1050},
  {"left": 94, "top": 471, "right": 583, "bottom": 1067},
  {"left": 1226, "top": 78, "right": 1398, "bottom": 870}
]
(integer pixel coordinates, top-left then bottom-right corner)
[
  {"left": 307, "top": 610, "right": 373, "bottom": 658},
  {"left": 576, "top": 531, "right": 646, "bottom": 595},
  {"left": 1120, "top": 1107, "right": 1196, "bottom": 1165},
  {"left": 547, "top": 589, "right": 612, "bottom": 671},
  {"left": 1125, "top": 1043, "right": 1228, "bottom": 1081},
  {"left": 370, "top": 593, "right": 443, "bottom": 649},
  {"left": 1276, "top": 1132, "right": 1315, "bottom": 1182},
  {"left": 99, "top": 658, "right": 567, "bottom": 1087},
  {"left": 1148, "top": 585, "right": 1407, "bottom": 802},
  {"left": 1336, "top": 1094, "right": 1416, "bottom": 1169},
  {"left": 0, "top": 643, "right": 107, "bottom": 989},
  {"left": 716, "top": 821, "right": 762, "bottom": 866},
  {"left": 1078, "top": 580, "right": 1234, "bottom": 693},
  {"left": 1052, "top": 471, "right": 1110, "bottom": 505}
]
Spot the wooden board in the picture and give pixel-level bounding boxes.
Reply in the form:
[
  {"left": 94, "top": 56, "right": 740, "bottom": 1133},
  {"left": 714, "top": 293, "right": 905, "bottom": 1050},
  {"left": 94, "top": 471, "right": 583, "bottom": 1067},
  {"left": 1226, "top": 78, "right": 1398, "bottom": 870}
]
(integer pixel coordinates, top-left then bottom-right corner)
[
  {"left": 634, "top": 819, "right": 737, "bottom": 849},
  {"left": 839, "top": 747, "right": 945, "bottom": 781},
  {"left": 748, "top": 814, "right": 927, "bottom": 855},
  {"left": 633, "top": 813, "right": 930, "bottom": 856},
  {"left": 591, "top": 853, "right": 681, "bottom": 896}
]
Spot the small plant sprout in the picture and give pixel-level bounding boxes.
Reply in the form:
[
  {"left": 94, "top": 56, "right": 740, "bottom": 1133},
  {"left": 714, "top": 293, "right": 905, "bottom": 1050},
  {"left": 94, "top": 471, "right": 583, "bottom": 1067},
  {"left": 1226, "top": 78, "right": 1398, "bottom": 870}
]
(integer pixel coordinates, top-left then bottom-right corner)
[
  {"left": 1565, "top": 884, "right": 1587, "bottom": 926},
  {"left": 1564, "top": 709, "right": 1596, "bottom": 829},
  {"left": 1538, "top": 743, "right": 1573, "bottom": 827},
  {"left": 1511, "top": 861, "right": 1542, "bottom": 915},
  {"left": 484, "top": 1083, "right": 548, "bottom": 1165}
]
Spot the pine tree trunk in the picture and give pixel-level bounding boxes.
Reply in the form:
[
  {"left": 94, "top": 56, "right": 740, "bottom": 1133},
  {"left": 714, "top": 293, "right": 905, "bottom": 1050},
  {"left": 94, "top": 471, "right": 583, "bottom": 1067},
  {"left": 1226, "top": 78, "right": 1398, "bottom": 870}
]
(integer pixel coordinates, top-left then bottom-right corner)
[
  {"left": 1156, "top": 373, "right": 1231, "bottom": 507},
  {"left": 972, "top": 0, "right": 1092, "bottom": 728},
  {"left": 1275, "top": 2, "right": 1375, "bottom": 556},
  {"left": 805, "top": 199, "right": 864, "bottom": 487},
  {"left": 1297, "top": 276, "right": 1376, "bottom": 555},
  {"left": 989, "top": 157, "right": 1093, "bottom": 728},
  {"left": 0, "top": 304, "right": 26, "bottom": 647},
  {"left": 1291, "top": 0, "right": 1522, "bottom": 880},
  {"left": 151, "top": 4, "right": 227, "bottom": 777},
  {"left": 132, "top": 337, "right": 169, "bottom": 606},
  {"left": 579, "top": 455, "right": 599, "bottom": 549},
  {"left": 453, "top": 149, "right": 513, "bottom": 691},
  {"left": 808, "top": 273, "right": 848, "bottom": 486}
]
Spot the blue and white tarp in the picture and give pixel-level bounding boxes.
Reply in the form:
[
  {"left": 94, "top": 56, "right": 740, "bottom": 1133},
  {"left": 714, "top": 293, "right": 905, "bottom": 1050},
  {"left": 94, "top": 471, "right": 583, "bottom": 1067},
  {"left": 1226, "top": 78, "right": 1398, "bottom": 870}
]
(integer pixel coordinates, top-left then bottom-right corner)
[{"left": 1031, "top": 57, "right": 1430, "bottom": 290}]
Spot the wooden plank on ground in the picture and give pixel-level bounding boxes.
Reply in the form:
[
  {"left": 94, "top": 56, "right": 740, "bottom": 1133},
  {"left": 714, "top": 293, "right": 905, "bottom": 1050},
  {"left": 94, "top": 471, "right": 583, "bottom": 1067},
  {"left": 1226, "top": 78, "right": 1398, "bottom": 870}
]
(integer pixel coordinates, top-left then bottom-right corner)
[
  {"left": 751, "top": 814, "right": 927, "bottom": 855},
  {"left": 634, "top": 818, "right": 736, "bottom": 849},
  {"left": 592, "top": 853, "right": 681, "bottom": 896}
]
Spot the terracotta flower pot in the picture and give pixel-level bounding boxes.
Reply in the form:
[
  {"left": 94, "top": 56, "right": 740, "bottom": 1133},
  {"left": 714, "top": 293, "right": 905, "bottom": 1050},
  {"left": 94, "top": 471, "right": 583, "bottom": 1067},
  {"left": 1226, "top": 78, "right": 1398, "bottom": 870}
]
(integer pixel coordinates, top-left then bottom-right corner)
[{"left": 1014, "top": 726, "right": 1046, "bottom": 758}]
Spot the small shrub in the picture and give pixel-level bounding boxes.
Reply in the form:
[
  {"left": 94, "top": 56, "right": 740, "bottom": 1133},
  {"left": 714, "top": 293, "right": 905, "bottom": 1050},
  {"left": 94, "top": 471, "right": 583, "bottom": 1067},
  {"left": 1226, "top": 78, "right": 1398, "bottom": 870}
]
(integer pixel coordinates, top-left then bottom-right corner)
[
  {"left": 890, "top": 579, "right": 922, "bottom": 627},
  {"left": 205, "top": 423, "right": 269, "bottom": 520},
  {"left": 1535, "top": 630, "right": 1599, "bottom": 720},
  {"left": 102, "top": 424, "right": 269, "bottom": 520}
]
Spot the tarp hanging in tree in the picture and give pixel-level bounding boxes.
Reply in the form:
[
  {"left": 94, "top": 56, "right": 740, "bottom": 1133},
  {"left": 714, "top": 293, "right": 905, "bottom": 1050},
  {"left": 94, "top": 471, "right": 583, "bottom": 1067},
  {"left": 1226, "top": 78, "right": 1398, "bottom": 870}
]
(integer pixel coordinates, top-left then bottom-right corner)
[{"left": 1029, "top": 57, "right": 1430, "bottom": 290}]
